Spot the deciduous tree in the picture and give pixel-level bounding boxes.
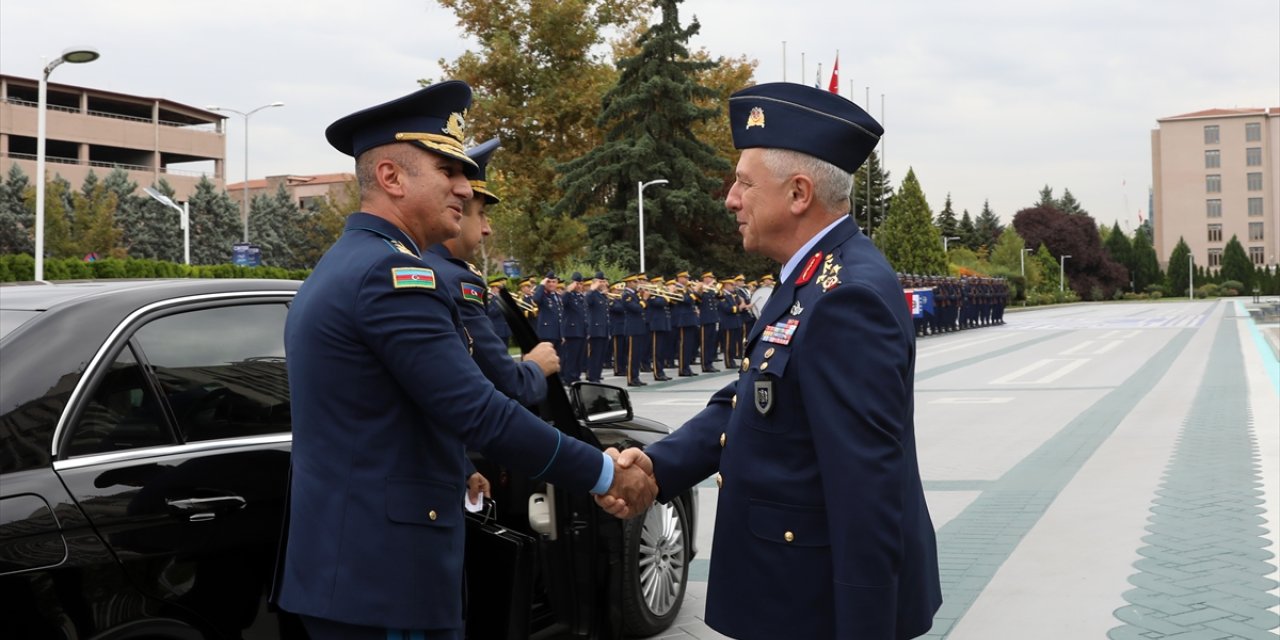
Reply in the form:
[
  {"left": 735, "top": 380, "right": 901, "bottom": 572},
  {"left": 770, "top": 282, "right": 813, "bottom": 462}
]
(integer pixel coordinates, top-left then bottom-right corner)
[{"left": 1012, "top": 205, "right": 1127, "bottom": 300}]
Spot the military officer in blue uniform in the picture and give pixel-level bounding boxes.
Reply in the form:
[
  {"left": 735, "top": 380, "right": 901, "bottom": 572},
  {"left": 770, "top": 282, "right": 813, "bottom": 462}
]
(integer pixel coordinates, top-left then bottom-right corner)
[
  {"left": 532, "top": 272, "right": 563, "bottom": 351},
  {"left": 716, "top": 277, "right": 742, "bottom": 370},
  {"left": 279, "top": 81, "right": 655, "bottom": 640},
  {"left": 604, "top": 82, "right": 941, "bottom": 639},
  {"left": 561, "top": 271, "right": 588, "bottom": 382},
  {"left": 487, "top": 276, "right": 510, "bottom": 343},
  {"left": 670, "top": 270, "right": 699, "bottom": 377},
  {"left": 697, "top": 271, "right": 720, "bottom": 372},
  {"left": 584, "top": 271, "right": 610, "bottom": 382},
  {"left": 425, "top": 137, "right": 557, "bottom": 408},
  {"left": 644, "top": 275, "right": 672, "bottom": 381},
  {"left": 620, "top": 273, "right": 648, "bottom": 386},
  {"left": 608, "top": 280, "right": 627, "bottom": 377}
]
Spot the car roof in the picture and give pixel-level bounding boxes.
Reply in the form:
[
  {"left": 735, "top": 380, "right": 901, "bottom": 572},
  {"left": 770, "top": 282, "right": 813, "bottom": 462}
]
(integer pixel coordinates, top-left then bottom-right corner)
[{"left": 0, "top": 279, "right": 301, "bottom": 312}]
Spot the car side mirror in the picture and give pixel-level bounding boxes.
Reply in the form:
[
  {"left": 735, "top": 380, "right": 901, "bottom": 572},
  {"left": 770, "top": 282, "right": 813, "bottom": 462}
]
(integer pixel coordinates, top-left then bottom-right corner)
[{"left": 569, "top": 382, "right": 633, "bottom": 425}]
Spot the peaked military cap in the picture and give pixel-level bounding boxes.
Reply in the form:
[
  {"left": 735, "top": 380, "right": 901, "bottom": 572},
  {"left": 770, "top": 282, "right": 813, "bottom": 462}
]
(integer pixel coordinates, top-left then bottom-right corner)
[
  {"left": 488, "top": 275, "right": 507, "bottom": 286},
  {"left": 325, "top": 80, "right": 477, "bottom": 170},
  {"left": 465, "top": 137, "right": 501, "bottom": 204},
  {"left": 571, "top": 271, "right": 583, "bottom": 282},
  {"left": 675, "top": 270, "right": 690, "bottom": 279},
  {"left": 761, "top": 274, "right": 776, "bottom": 282},
  {"left": 594, "top": 271, "right": 607, "bottom": 280},
  {"left": 729, "top": 82, "right": 883, "bottom": 173},
  {"left": 701, "top": 271, "right": 716, "bottom": 280}
]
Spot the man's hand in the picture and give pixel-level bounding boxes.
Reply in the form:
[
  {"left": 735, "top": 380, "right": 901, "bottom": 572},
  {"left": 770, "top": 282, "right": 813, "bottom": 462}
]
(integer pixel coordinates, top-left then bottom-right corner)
[
  {"left": 467, "top": 472, "right": 491, "bottom": 504},
  {"left": 595, "top": 447, "right": 656, "bottom": 519},
  {"left": 523, "top": 341, "right": 561, "bottom": 376}
]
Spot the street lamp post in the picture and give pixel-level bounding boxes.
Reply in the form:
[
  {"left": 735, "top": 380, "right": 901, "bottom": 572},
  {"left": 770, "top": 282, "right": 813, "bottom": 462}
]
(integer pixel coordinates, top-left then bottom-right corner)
[
  {"left": 637, "top": 179, "right": 668, "bottom": 273},
  {"left": 1188, "top": 253, "right": 1194, "bottom": 299},
  {"left": 143, "top": 187, "right": 189, "bottom": 265},
  {"left": 34, "top": 47, "right": 100, "bottom": 281},
  {"left": 206, "top": 102, "right": 285, "bottom": 243},
  {"left": 1020, "top": 247, "right": 1033, "bottom": 279},
  {"left": 943, "top": 236, "right": 960, "bottom": 253},
  {"left": 1059, "top": 254, "right": 1072, "bottom": 292}
]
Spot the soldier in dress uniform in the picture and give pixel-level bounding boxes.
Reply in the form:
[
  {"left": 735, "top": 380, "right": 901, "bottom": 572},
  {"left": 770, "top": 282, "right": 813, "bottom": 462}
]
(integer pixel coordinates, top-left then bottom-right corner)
[
  {"left": 426, "top": 137, "right": 558, "bottom": 408},
  {"left": 560, "top": 272, "right": 588, "bottom": 382},
  {"left": 533, "top": 272, "right": 563, "bottom": 353},
  {"left": 584, "top": 271, "right": 610, "bottom": 382},
  {"left": 645, "top": 274, "right": 672, "bottom": 381},
  {"left": 603, "top": 82, "right": 941, "bottom": 640},
  {"left": 608, "top": 281, "right": 627, "bottom": 377},
  {"left": 750, "top": 273, "right": 775, "bottom": 319},
  {"left": 717, "top": 278, "right": 742, "bottom": 370},
  {"left": 670, "top": 270, "right": 700, "bottom": 377},
  {"left": 519, "top": 278, "right": 538, "bottom": 322},
  {"left": 697, "top": 270, "right": 721, "bottom": 372},
  {"left": 620, "top": 273, "right": 649, "bottom": 386},
  {"left": 279, "top": 81, "right": 655, "bottom": 640},
  {"left": 487, "top": 276, "right": 511, "bottom": 345}
]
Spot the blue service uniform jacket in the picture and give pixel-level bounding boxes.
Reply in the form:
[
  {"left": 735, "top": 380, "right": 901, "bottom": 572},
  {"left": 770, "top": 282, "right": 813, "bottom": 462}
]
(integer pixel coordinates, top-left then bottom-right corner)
[
  {"left": 532, "top": 284, "right": 563, "bottom": 341},
  {"left": 644, "top": 217, "right": 942, "bottom": 639},
  {"left": 427, "top": 244, "right": 546, "bottom": 407},
  {"left": 645, "top": 294, "right": 671, "bottom": 332},
  {"left": 280, "top": 213, "right": 605, "bottom": 631},
  {"left": 621, "top": 289, "right": 647, "bottom": 336},
  {"left": 697, "top": 287, "right": 719, "bottom": 325},
  {"left": 585, "top": 290, "right": 609, "bottom": 338},
  {"left": 487, "top": 293, "right": 511, "bottom": 340},
  {"left": 670, "top": 288, "right": 698, "bottom": 327},
  {"left": 562, "top": 289, "right": 587, "bottom": 338}
]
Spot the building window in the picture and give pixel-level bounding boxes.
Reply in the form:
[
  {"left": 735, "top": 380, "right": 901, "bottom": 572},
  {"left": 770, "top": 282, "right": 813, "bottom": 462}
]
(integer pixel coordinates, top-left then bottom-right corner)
[
  {"left": 1207, "top": 199, "right": 1223, "bottom": 217},
  {"left": 1204, "top": 125, "right": 1220, "bottom": 144},
  {"left": 1207, "top": 175, "right": 1222, "bottom": 193},
  {"left": 1205, "top": 149, "right": 1221, "bottom": 168},
  {"left": 1246, "top": 147, "right": 1262, "bottom": 166},
  {"left": 1247, "top": 172, "right": 1262, "bottom": 191},
  {"left": 1248, "top": 197, "right": 1263, "bottom": 216},
  {"left": 1250, "top": 246, "right": 1265, "bottom": 265},
  {"left": 1208, "top": 249, "right": 1222, "bottom": 267},
  {"left": 1208, "top": 224, "right": 1223, "bottom": 242},
  {"left": 1249, "top": 222, "right": 1264, "bottom": 241},
  {"left": 1246, "top": 122, "right": 1261, "bottom": 142}
]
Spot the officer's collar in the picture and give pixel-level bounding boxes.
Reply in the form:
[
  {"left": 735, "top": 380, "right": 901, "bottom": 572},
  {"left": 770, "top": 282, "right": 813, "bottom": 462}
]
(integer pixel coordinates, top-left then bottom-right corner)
[{"left": 345, "top": 212, "right": 423, "bottom": 257}]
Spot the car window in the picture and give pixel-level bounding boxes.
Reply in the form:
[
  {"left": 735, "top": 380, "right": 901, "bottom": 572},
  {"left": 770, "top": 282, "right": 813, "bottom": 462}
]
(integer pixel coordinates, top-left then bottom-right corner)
[
  {"left": 64, "top": 344, "right": 174, "bottom": 457},
  {"left": 132, "top": 303, "right": 291, "bottom": 442}
]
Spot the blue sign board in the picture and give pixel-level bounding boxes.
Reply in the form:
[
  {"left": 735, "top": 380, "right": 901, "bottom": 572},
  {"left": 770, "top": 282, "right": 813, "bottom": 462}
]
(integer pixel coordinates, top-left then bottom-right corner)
[{"left": 502, "top": 259, "right": 521, "bottom": 279}]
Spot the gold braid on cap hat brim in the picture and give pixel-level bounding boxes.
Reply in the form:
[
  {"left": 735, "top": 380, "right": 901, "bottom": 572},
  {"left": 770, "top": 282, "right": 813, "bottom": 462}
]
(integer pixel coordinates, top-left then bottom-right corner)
[
  {"left": 394, "top": 132, "right": 478, "bottom": 167},
  {"left": 469, "top": 180, "right": 498, "bottom": 200}
]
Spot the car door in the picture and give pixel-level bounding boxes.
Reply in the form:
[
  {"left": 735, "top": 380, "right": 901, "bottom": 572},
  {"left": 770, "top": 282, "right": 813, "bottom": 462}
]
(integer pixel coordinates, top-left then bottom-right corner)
[{"left": 52, "top": 294, "right": 299, "bottom": 639}]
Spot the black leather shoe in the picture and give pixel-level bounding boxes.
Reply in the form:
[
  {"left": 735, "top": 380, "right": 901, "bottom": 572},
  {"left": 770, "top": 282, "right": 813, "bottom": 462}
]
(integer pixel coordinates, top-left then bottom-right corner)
[
  {"left": 678, "top": 371, "right": 697, "bottom": 377},
  {"left": 627, "top": 381, "right": 647, "bottom": 387},
  {"left": 654, "top": 375, "right": 672, "bottom": 381},
  {"left": 703, "top": 367, "right": 720, "bottom": 373}
]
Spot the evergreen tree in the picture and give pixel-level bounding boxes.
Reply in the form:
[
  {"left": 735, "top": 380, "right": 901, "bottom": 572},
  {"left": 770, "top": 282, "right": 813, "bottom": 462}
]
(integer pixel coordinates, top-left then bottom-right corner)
[
  {"left": 299, "top": 179, "right": 357, "bottom": 268},
  {"left": 249, "top": 184, "right": 306, "bottom": 269},
  {"left": 0, "top": 164, "right": 33, "bottom": 255},
  {"left": 120, "top": 178, "right": 184, "bottom": 262},
  {"left": 1131, "top": 226, "right": 1161, "bottom": 292},
  {"left": 1033, "top": 243, "right": 1061, "bottom": 293},
  {"left": 554, "top": 0, "right": 732, "bottom": 277},
  {"left": 1036, "top": 185, "right": 1056, "bottom": 209},
  {"left": 874, "top": 168, "right": 946, "bottom": 275},
  {"left": 188, "top": 176, "right": 241, "bottom": 264},
  {"left": 852, "top": 150, "right": 893, "bottom": 238},
  {"left": 934, "top": 193, "right": 959, "bottom": 239},
  {"left": 1103, "top": 222, "right": 1133, "bottom": 291},
  {"left": 72, "top": 176, "right": 123, "bottom": 258},
  {"left": 1167, "top": 237, "right": 1191, "bottom": 296},
  {"left": 1220, "top": 235, "right": 1253, "bottom": 289},
  {"left": 34, "top": 176, "right": 75, "bottom": 259},
  {"left": 1057, "top": 188, "right": 1087, "bottom": 216},
  {"left": 989, "top": 226, "right": 1039, "bottom": 298},
  {"left": 958, "top": 210, "right": 978, "bottom": 250},
  {"left": 973, "top": 199, "right": 1002, "bottom": 250}
]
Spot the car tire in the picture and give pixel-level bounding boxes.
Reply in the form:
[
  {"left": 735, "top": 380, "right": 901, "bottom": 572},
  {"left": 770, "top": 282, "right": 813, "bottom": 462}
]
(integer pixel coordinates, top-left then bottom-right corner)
[{"left": 621, "top": 497, "right": 690, "bottom": 637}]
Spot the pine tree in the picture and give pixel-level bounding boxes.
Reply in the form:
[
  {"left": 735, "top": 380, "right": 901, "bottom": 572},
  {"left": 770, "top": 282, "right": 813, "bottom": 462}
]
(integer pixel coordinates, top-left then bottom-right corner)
[
  {"left": 974, "top": 199, "right": 1003, "bottom": 250},
  {"left": 120, "top": 178, "right": 184, "bottom": 262},
  {"left": 554, "top": 0, "right": 732, "bottom": 277},
  {"left": 934, "top": 193, "right": 959, "bottom": 239},
  {"left": 958, "top": 210, "right": 978, "bottom": 250},
  {"left": 874, "top": 168, "right": 946, "bottom": 275},
  {"left": 1103, "top": 222, "right": 1133, "bottom": 291},
  {"left": 0, "top": 164, "right": 33, "bottom": 255},
  {"left": 1057, "top": 188, "right": 1087, "bottom": 216},
  {"left": 1033, "top": 243, "right": 1061, "bottom": 293},
  {"left": 1220, "top": 235, "right": 1253, "bottom": 289},
  {"left": 1167, "top": 237, "right": 1191, "bottom": 296},
  {"left": 1036, "top": 185, "right": 1056, "bottom": 209},
  {"left": 188, "top": 176, "right": 241, "bottom": 264},
  {"left": 249, "top": 184, "right": 306, "bottom": 269},
  {"left": 989, "top": 226, "right": 1039, "bottom": 298},
  {"left": 852, "top": 150, "right": 893, "bottom": 238},
  {"left": 1131, "top": 226, "right": 1161, "bottom": 292}
]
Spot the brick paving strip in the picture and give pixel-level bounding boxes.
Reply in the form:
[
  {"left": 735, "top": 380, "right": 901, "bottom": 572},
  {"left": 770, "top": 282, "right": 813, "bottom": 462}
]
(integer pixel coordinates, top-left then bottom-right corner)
[{"left": 1108, "top": 312, "right": 1280, "bottom": 639}]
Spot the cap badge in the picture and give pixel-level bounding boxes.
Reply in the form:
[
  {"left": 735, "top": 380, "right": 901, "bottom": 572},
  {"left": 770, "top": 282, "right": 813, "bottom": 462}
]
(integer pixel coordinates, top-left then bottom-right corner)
[
  {"left": 746, "top": 106, "right": 766, "bottom": 129},
  {"left": 444, "top": 111, "right": 467, "bottom": 142}
]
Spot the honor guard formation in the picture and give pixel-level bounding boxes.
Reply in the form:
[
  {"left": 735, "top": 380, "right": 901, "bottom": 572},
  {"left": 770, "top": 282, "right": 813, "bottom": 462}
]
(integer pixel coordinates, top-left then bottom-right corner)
[{"left": 900, "top": 274, "right": 1010, "bottom": 338}]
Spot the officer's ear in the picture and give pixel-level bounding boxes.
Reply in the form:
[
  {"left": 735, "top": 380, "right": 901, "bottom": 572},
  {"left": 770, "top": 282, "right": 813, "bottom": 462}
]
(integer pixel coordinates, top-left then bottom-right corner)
[{"left": 786, "top": 173, "right": 815, "bottom": 215}]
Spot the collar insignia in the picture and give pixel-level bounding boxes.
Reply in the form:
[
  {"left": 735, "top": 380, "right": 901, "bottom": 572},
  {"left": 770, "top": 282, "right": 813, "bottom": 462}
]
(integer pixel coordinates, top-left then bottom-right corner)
[
  {"left": 796, "top": 251, "right": 822, "bottom": 285},
  {"left": 466, "top": 262, "right": 483, "bottom": 278},
  {"left": 746, "top": 106, "right": 766, "bottom": 129},
  {"left": 390, "top": 240, "right": 417, "bottom": 257},
  {"left": 818, "top": 254, "right": 842, "bottom": 292}
]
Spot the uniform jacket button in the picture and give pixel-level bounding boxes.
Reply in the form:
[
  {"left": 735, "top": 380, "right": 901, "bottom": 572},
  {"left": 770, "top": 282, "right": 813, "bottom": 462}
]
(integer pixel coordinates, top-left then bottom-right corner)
[
  {"left": 764, "top": 347, "right": 775, "bottom": 358},
  {"left": 731, "top": 395, "right": 737, "bottom": 409},
  {"left": 715, "top": 473, "right": 723, "bottom": 489},
  {"left": 428, "top": 510, "right": 438, "bottom": 521},
  {"left": 784, "top": 531, "right": 794, "bottom": 543},
  {"left": 760, "top": 361, "right": 769, "bottom": 371},
  {"left": 720, "top": 432, "right": 726, "bottom": 447}
]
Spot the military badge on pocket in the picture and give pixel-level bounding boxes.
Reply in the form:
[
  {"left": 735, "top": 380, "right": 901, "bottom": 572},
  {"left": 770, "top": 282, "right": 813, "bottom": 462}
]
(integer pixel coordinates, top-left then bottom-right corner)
[{"left": 754, "top": 379, "right": 774, "bottom": 415}]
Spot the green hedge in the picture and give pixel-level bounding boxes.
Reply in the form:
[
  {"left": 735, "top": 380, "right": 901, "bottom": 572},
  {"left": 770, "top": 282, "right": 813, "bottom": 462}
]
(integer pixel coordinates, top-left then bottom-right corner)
[{"left": 0, "top": 254, "right": 310, "bottom": 283}]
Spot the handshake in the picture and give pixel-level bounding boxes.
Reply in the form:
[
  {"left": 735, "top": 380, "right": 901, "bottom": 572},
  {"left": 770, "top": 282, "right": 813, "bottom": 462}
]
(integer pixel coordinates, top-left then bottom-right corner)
[{"left": 595, "top": 447, "right": 657, "bottom": 519}]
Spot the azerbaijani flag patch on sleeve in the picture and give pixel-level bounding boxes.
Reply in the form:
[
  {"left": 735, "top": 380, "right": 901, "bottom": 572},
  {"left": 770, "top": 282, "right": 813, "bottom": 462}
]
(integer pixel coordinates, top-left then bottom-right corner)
[
  {"left": 461, "top": 282, "right": 485, "bottom": 304},
  {"left": 392, "top": 267, "right": 436, "bottom": 289}
]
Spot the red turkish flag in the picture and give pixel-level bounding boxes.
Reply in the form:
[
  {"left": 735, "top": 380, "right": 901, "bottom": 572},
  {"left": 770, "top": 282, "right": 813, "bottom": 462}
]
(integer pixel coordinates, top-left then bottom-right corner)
[{"left": 827, "top": 55, "right": 840, "bottom": 94}]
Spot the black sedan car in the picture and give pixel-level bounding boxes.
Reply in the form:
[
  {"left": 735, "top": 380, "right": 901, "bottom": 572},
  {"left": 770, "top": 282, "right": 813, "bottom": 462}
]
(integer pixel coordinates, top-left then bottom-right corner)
[{"left": 0, "top": 279, "right": 695, "bottom": 639}]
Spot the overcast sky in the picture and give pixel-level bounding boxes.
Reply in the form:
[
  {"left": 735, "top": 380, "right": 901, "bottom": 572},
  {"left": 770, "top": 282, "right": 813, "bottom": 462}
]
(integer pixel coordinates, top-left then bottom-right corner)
[{"left": 3, "top": 0, "right": 1277, "bottom": 233}]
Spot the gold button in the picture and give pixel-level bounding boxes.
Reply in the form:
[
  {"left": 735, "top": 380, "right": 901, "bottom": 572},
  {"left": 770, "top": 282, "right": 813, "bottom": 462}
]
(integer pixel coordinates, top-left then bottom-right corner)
[
  {"left": 428, "top": 510, "right": 438, "bottom": 521},
  {"left": 741, "top": 358, "right": 749, "bottom": 372},
  {"left": 765, "top": 347, "right": 775, "bottom": 358},
  {"left": 715, "top": 473, "right": 723, "bottom": 489},
  {"left": 760, "top": 361, "right": 769, "bottom": 371},
  {"left": 784, "top": 531, "right": 794, "bottom": 543},
  {"left": 720, "top": 432, "right": 726, "bottom": 447}
]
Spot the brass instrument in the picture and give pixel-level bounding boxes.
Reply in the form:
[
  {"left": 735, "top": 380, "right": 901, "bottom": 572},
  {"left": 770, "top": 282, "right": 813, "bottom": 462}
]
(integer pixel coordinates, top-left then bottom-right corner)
[
  {"left": 514, "top": 297, "right": 539, "bottom": 314},
  {"left": 638, "top": 283, "right": 681, "bottom": 302},
  {"left": 605, "top": 291, "right": 623, "bottom": 300}
]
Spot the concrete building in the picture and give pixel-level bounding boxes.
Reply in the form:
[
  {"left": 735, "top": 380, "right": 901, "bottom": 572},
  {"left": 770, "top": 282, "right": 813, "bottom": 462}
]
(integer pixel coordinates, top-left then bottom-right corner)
[
  {"left": 1152, "top": 107, "right": 1280, "bottom": 273},
  {"left": 0, "top": 74, "right": 225, "bottom": 201},
  {"left": 225, "top": 172, "right": 356, "bottom": 214}
]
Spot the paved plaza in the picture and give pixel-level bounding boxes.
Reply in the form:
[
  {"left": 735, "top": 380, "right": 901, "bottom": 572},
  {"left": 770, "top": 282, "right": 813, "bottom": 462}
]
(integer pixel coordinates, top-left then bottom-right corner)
[{"left": 613, "top": 298, "right": 1280, "bottom": 639}]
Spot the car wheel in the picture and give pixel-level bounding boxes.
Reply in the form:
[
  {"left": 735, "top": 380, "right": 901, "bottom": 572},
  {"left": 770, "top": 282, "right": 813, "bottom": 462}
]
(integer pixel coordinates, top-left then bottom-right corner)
[{"left": 621, "top": 497, "right": 689, "bottom": 637}]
